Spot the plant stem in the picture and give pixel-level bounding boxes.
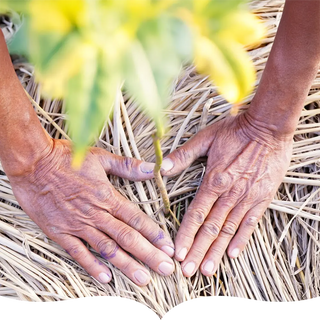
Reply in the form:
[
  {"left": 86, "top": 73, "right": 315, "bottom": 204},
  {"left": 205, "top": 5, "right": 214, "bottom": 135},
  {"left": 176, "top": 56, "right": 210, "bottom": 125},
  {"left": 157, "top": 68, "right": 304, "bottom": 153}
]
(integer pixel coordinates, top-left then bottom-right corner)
[
  {"left": 152, "top": 133, "right": 180, "bottom": 226},
  {"left": 152, "top": 133, "right": 170, "bottom": 212}
]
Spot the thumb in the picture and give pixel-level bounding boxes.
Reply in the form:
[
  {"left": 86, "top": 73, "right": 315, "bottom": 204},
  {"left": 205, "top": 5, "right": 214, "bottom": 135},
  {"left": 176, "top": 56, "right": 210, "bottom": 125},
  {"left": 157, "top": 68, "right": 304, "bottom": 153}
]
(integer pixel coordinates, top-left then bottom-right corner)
[
  {"left": 161, "top": 128, "right": 213, "bottom": 177},
  {"left": 91, "top": 147, "right": 155, "bottom": 181}
]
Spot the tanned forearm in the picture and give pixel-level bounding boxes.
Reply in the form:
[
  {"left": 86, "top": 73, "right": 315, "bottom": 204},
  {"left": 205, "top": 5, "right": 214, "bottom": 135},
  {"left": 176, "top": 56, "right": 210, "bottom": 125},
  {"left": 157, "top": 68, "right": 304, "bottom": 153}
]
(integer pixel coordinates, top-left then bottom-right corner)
[
  {"left": 247, "top": 0, "right": 320, "bottom": 140},
  {"left": 0, "top": 30, "right": 52, "bottom": 177}
]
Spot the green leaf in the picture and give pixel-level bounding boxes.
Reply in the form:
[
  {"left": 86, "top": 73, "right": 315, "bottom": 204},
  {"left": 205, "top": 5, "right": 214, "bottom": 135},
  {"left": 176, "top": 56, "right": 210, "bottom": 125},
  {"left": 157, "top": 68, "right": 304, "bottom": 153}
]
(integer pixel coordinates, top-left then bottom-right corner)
[
  {"left": 136, "top": 17, "right": 191, "bottom": 102},
  {"left": 65, "top": 49, "right": 119, "bottom": 166},
  {"left": 193, "top": 0, "right": 247, "bottom": 19},
  {"left": 216, "top": 38, "right": 255, "bottom": 102},
  {"left": 9, "top": 18, "right": 80, "bottom": 79},
  {"left": 33, "top": 32, "right": 91, "bottom": 98},
  {"left": 124, "top": 16, "right": 193, "bottom": 136},
  {"left": 124, "top": 40, "right": 164, "bottom": 133},
  {"left": 166, "top": 17, "right": 193, "bottom": 64},
  {"left": 0, "top": 0, "right": 30, "bottom": 13},
  {"left": 8, "top": 18, "right": 30, "bottom": 57},
  {"left": 194, "top": 35, "right": 255, "bottom": 103},
  {"left": 26, "top": 29, "right": 79, "bottom": 81}
]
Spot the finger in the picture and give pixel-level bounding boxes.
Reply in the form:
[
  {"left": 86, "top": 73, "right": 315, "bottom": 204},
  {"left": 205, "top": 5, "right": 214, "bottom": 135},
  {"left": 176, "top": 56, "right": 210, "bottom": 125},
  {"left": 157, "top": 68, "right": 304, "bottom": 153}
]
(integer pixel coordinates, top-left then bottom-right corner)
[
  {"left": 198, "top": 202, "right": 251, "bottom": 276},
  {"left": 109, "top": 192, "right": 175, "bottom": 257},
  {"left": 95, "top": 213, "right": 175, "bottom": 277},
  {"left": 174, "top": 177, "right": 221, "bottom": 262},
  {"left": 227, "top": 201, "right": 268, "bottom": 259},
  {"left": 91, "top": 147, "right": 155, "bottom": 181},
  {"left": 174, "top": 170, "right": 234, "bottom": 262},
  {"left": 180, "top": 197, "right": 236, "bottom": 277},
  {"left": 82, "top": 227, "right": 152, "bottom": 286},
  {"left": 161, "top": 128, "right": 214, "bottom": 177},
  {"left": 182, "top": 174, "right": 258, "bottom": 277},
  {"left": 61, "top": 235, "right": 112, "bottom": 284}
]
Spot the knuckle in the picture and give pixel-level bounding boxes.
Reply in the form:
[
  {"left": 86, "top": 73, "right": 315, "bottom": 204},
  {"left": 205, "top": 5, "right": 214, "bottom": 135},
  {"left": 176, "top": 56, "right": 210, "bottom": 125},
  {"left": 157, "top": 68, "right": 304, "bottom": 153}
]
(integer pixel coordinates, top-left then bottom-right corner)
[
  {"left": 191, "top": 245, "right": 206, "bottom": 258},
  {"left": 108, "top": 198, "right": 123, "bottom": 218},
  {"left": 123, "top": 157, "right": 134, "bottom": 173},
  {"left": 151, "top": 229, "right": 165, "bottom": 244},
  {"left": 208, "top": 246, "right": 223, "bottom": 258},
  {"left": 48, "top": 226, "right": 61, "bottom": 235},
  {"left": 97, "top": 238, "right": 119, "bottom": 260},
  {"left": 66, "top": 244, "right": 86, "bottom": 260},
  {"left": 120, "top": 259, "right": 132, "bottom": 274},
  {"left": 221, "top": 220, "right": 238, "bottom": 237},
  {"left": 150, "top": 225, "right": 168, "bottom": 245},
  {"left": 82, "top": 206, "right": 99, "bottom": 218},
  {"left": 95, "top": 184, "right": 114, "bottom": 203},
  {"left": 117, "top": 227, "right": 139, "bottom": 248},
  {"left": 244, "top": 216, "right": 259, "bottom": 228},
  {"left": 189, "top": 208, "right": 206, "bottom": 225},
  {"left": 105, "top": 194, "right": 127, "bottom": 220},
  {"left": 174, "top": 147, "right": 190, "bottom": 164},
  {"left": 143, "top": 250, "right": 158, "bottom": 266},
  {"left": 201, "top": 221, "right": 221, "bottom": 238},
  {"left": 209, "top": 172, "right": 231, "bottom": 192},
  {"left": 177, "top": 230, "right": 195, "bottom": 243},
  {"left": 227, "top": 187, "right": 244, "bottom": 203},
  {"left": 127, "top": 212, "right": 144, "bottom": 231},
  {"left": 235, "top": 234, "right": 250, "bottom": 246}
]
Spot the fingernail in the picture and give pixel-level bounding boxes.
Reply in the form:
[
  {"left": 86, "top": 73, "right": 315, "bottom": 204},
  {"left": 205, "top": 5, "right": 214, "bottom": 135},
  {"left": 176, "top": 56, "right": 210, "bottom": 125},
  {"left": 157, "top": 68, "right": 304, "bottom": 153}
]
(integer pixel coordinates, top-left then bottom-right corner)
[
  {"left": 140, "top": 162, "right": 155, "bottom": 174},
  {"left": 203, "top": 260, "right": 214, "bottom": 274},
  {"left": 98, "top": 272, "right": 111, "bottom": 283},
  {"left": 158, "top": 261, "right": 175, "bottom": 275},
  {"left": 161, "top": 245, "right": 175, "bottom": 257},
  {"left": 183, "top": 261, "right": 196, "bottom": 276},
  {"left": 230, "top": 248, "right": 240, "bottom": 258},
  {"left": 161, "top": 158, "right": 174, "bottom": 172},
  {"left": 176, "top": 247, "right": 188, "bottom": 261},
  {"left": 134, "top": 270, "right": 150, "bottom": 285}
]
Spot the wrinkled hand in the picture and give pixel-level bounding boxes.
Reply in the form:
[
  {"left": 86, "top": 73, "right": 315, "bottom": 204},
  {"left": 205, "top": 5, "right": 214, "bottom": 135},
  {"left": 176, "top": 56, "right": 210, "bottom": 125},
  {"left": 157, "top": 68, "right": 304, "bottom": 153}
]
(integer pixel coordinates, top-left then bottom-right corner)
[
  {"left": 161, "top": 112, "right": 292, "bottom": 277},
  {"left": 8, "top": 139, "right": 175, "bottom": 286}
]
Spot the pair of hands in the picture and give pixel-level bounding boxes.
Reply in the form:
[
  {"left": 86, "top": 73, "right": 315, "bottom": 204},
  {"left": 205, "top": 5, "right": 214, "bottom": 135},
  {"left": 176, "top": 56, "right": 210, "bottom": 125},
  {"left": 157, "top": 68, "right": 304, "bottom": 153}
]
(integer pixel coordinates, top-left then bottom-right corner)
[{"left": 8, "top": 112, "right": 292, "bottom": 286}]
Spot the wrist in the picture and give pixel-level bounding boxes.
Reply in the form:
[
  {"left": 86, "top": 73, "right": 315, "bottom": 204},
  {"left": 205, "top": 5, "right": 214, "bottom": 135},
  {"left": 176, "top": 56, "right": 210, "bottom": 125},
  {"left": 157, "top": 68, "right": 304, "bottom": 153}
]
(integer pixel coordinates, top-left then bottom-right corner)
[
  {"left": 1, "top": 131, "right": 53, "bottom": 179},
  {"left": 242, "top": 109, "right": 295, "bottom": 145},
  {"left": 245, "top": 88, "right": 300, "bottom": 141},
  {"left": 245, "top": 55, "right": 316, "bottom": 141},
  {"left": 0, "top": 86, "right": 54, "bottom": 178},
  {"left": 0, "top": 30, "right": 54, "bottom": 178},
  {"left": 244, "top": 0, "right": 320, "bottom": 142}
]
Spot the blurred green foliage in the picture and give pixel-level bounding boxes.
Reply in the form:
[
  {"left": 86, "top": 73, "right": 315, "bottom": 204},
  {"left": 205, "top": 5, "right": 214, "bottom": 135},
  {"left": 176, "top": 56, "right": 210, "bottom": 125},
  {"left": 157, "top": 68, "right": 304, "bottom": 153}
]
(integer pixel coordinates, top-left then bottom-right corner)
[{"left": 1, "top": 0, "right": 265, "bottom": 166}]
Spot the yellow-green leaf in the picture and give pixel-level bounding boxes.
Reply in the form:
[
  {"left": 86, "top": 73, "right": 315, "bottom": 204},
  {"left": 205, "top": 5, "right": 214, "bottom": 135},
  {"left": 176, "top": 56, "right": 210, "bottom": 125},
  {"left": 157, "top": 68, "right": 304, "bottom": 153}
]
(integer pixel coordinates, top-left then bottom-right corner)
[
  {"left": 65, "top": 49, "right": 119, "bottom": 166},
  {"left": 0, "top": 0, "right": 29, "bottom": 13},
  {"left": 194, "top": 35, "right": 255, "bottom": 103},
  {"left": 124, "top": 40, "right": 164, "bottom": 132},
  {"left": 218, "top": 11, "right": 265, "bottom": 48},
  {"left": 124, "top": 16, "right": 193, "bottom": 136},
  {"left": 34, "top": 32, "right": 83, "bottom": 98},
  {"left": 3, "top": 0, "right": 266, "bottom": 158},
  {"left": 29, "top": 0, "right": 88, "bottom": 33}
]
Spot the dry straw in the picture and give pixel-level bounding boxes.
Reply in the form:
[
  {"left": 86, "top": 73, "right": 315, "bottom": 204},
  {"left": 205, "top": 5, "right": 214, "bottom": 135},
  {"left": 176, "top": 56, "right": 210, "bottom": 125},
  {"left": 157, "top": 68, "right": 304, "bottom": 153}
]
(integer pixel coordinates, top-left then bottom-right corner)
[{"left": 1, "top": 0, "right": 320, "bottom": 316}]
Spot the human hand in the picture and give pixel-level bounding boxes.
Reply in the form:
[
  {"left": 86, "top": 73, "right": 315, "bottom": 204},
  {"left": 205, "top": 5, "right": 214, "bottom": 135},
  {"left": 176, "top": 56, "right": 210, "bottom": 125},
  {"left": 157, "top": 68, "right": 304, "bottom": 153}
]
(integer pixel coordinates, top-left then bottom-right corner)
[
  {"left": 7, "top": 139, "right": 175, "bottom": 286},
  {"left": 161, "top": 112, "right": 292, "bottom": 277}
]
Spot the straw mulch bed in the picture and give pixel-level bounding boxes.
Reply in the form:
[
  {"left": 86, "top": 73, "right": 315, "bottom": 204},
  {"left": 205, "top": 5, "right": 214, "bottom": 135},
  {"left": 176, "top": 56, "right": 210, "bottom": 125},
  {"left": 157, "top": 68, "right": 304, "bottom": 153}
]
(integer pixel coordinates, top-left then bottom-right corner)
[{"left": 1, "top": 1, "right": 320, "bottom": 316}]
